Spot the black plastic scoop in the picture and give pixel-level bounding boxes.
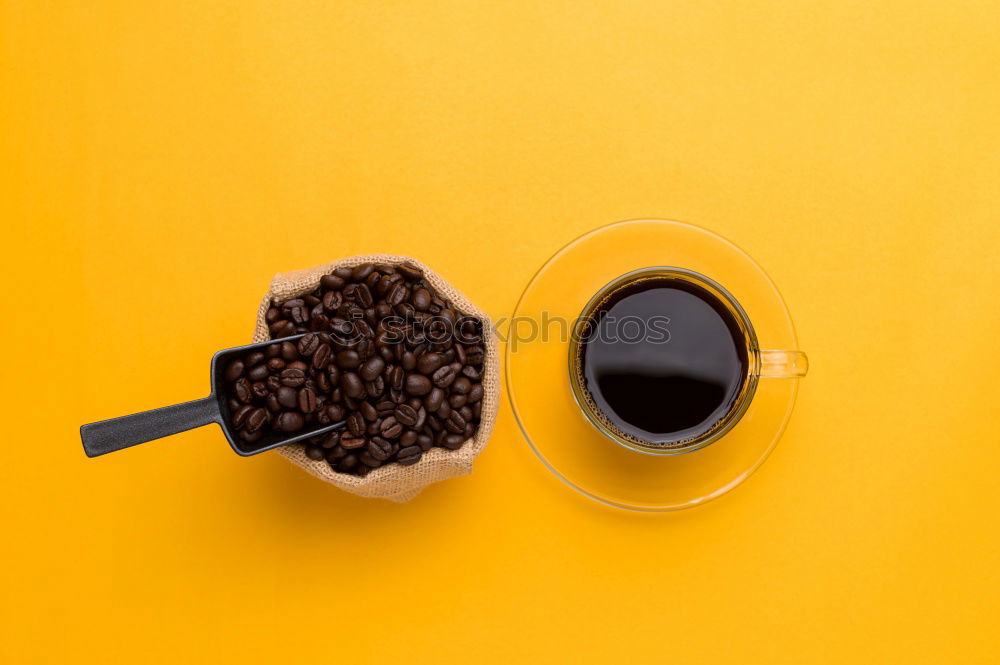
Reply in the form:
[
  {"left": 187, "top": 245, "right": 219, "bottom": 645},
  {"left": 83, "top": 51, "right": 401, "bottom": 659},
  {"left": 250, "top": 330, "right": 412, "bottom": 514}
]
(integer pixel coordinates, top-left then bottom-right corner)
[{"left": 80, "top": 334, "right": 343, "bottom": 458}]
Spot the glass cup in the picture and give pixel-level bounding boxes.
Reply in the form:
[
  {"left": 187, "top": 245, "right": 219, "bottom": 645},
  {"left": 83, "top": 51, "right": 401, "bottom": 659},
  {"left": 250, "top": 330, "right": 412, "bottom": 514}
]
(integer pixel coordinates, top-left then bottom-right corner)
[
  {"left": 506, "top": 218, "right": 809, "bottom": 511},
  {"left": 568, "top": 266, "right": 808, "bottom": 455}
]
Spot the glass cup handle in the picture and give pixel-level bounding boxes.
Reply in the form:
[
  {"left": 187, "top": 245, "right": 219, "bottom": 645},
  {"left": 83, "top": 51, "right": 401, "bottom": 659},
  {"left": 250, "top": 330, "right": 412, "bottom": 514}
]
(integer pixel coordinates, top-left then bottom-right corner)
[{"left": 759, "top": 350, "right": 809, "bottom": 378}]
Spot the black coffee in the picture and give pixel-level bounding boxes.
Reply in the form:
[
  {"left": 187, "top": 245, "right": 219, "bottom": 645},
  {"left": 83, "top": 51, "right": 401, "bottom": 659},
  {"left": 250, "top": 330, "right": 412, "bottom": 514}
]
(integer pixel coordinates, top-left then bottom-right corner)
[{"left": 576, "top": 274, "right": 749, "bottom": 447}]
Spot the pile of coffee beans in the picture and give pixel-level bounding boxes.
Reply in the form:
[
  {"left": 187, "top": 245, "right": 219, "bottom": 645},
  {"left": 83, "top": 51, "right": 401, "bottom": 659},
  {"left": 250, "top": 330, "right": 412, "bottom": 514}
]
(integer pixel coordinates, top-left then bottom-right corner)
[{"left": 221, "top": 261, "right": 485, "bottom": 476}]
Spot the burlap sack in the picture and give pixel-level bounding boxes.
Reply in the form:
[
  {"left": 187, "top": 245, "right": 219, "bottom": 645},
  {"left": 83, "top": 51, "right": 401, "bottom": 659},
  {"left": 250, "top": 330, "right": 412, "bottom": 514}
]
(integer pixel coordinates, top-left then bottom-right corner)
[{"left": 252, "top": 255, "right": 499, "bottom": 502}]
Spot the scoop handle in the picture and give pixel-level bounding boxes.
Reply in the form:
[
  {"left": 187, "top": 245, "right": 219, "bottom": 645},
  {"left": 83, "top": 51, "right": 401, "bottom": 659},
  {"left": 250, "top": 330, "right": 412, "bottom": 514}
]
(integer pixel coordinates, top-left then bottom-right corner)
[{"left": 80, "top": 396, "right": 221, "bottom": 457}]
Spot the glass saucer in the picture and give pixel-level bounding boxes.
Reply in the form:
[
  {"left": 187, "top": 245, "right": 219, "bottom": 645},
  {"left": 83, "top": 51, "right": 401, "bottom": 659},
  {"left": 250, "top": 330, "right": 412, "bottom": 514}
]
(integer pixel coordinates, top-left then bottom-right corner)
[{"left": 506, "top": 219, "right": 803, "bottom": 512}]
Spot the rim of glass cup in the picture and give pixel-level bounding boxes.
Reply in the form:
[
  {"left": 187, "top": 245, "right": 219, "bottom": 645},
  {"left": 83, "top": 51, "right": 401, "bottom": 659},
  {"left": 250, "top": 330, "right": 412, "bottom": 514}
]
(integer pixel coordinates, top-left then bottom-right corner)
[{"left": 567, "top": 266, "right": 762, "bottom": 456}]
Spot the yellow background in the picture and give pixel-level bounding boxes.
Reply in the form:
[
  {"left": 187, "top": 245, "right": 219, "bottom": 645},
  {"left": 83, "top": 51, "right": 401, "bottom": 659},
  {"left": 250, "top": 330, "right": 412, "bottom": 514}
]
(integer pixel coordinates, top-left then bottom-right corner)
[{"left": 2, "top": 1, "right": 998, "bottom": 663}]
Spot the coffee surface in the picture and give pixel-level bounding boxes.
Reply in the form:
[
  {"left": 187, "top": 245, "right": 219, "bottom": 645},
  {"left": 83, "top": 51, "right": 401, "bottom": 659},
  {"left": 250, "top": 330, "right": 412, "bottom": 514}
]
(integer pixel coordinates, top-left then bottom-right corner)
[{"left": 577, "top": 276, "right": 749, "bottom": 446}]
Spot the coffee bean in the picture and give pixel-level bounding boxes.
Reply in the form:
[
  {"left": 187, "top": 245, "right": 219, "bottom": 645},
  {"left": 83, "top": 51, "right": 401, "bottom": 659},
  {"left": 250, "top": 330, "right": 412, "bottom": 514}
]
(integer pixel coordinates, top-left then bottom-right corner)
[
  {"left": 352, "top": 263, "right": 375, "bottom": 281},
  {"left": 446, "top": 410, "right": 466, "bottom": 434},
  {"left": 462, "top": 365, "right": 482, "bottom": 381},
  {"left": 417, "top": 433, "right": 433, "bottom": 451},
  {"left": 321, "top": 273, "right": 345, "bottom": 290},
  {"left": 360, "top": 356, "right": 385, "bottom": 382},
  {"left": 251, "top": 382, "right": 269, "bottom": 399},
  {"left": 310, "top": 308, "right": 326, "bottom": 327},
  {"left": 467, "top": 384, "right": 483, "bottom": 403},
  {"left": 305, "top": 444, "right": 325, "bottom": 461},
  {"left": 231, "top": 404, "right": 253, "bottom": 428},
  {"left": 394, "top": 404, "right": 419, "bottom": 427},
  {"left": 424, "top": 388, "right": 444, "bottom": 412},
  {"left": 341, "top": 372, "right": 364, "bottom": 398},
  {"left": 280, "top": 368, "right": 307, "bottom": 387},
  {"left": 441, "top": 433, "right": 466, "bottom": 449},
  {"left": 266, "top": 394, "right": 281, "bottom": 412},
  {"left": 466, "top": 346, "right": 484, "bottom": 365},
  {"left": 309, "top": 344, "right": 330, "bottom": 371},
  {"left": 400, "top": 429, "right": 418, "bottom": 446},
  {"left": 387, "top": 283, "right": 408, "bottom": 307},
  {"left": 270, "top": 320, "right": 296, "bottom": 337},
  {"left": 225, "top": 360, "right": 244, "bottom": 382},
  {"left": 367, "top": 436, "right": 392, "bottom": 462},
  {"left": 240, "top": 428, "right": 262, "bottom": 443},
  {"left": 269, "top": 386, "right": 293, "bottom": 409},
  {"left": 279, "top": 341, "right": 298, "bottom": 361},
  {"left": 360, "top": 400, "right": 378, "bottom": 422},
  {"left": 245, "top": 408, "right": 268, "bottom": 434},
  {"left": 320, "top": 431, "right": 341, "bottom": 449},
  {"left": 315, "top": 370, "right": 330, "bottom": 393},
  {"left": 322, "top": 290, "right": 342, "bottom": 311},
  {"left": 380, "top": 416, "right": 403, "bottom": 439},
  {"left": 397, "top": 446, "right": 422, "bottom": 466},
  {"left": 459, "top": 320, "right": 482, "bottom": 343},
  {"left": 347, "top": 411, "right": 366, "bottom": 436},
  {"left": 365, "top": 376, "right": 385, "bottom": 398},
  {"left": 412, "top": 287, "right": 431, "bottom": 311},
  {"left": 414, "top": 406, "right": 427, "bottom": 430},
  {"left": 266, "top": 358, "right": 285, "bottom": 372},
  {"left": 335, "top": 453, "right": 358, "bottom": 471},
  {"left": 326, "top": 404, "right": 345, "bottom": 421},
  {"left": 452, "top": 377, "right": 471, "bottom": 394},
  {"left": 432, "top": 365, "right": 458, "bottom": 388},
  {"left": 405, "top": 373, "right": 432, "bottom": 396},
  {"left": 336, "top": 349, "right": 361, "bottom": 369},
  {"left": 340, "top": 435, "right": 366, "bottom": 450},
  {"left": 298, "top": 387, "right": 318, "bottom": 413},
  {"left": 275, "top": 411, "right": 304, "bottom": 432},
  {"left": 397, "top": 262, "right": 423, "bottom": 280},
  {"left": 449, "top": 393, "right": 467, "bottom": 408},
  {"left": 235, "top": 378, "right": 252, "bottom": 403},
  {"left": 401, "top": 350, "right": 416, "bottom": 371},
  {"left": 417, "top": 352, "right": 444, "bottom": 375},
  {"left": 298, "top": 333, "right": 320, "bottom": 356},
  {"left": 395, "top": 301, "right": 415, "bottom": 318},
  {"left": 355, "top": 283, "right": 373, "bottom": 308}
]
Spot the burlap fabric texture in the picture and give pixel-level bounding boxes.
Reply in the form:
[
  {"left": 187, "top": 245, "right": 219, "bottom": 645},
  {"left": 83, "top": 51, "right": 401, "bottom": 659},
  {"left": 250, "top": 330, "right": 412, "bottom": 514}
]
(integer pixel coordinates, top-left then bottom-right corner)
[{"left": 253, "top": 256, "right": 499, "bottom": 502}]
